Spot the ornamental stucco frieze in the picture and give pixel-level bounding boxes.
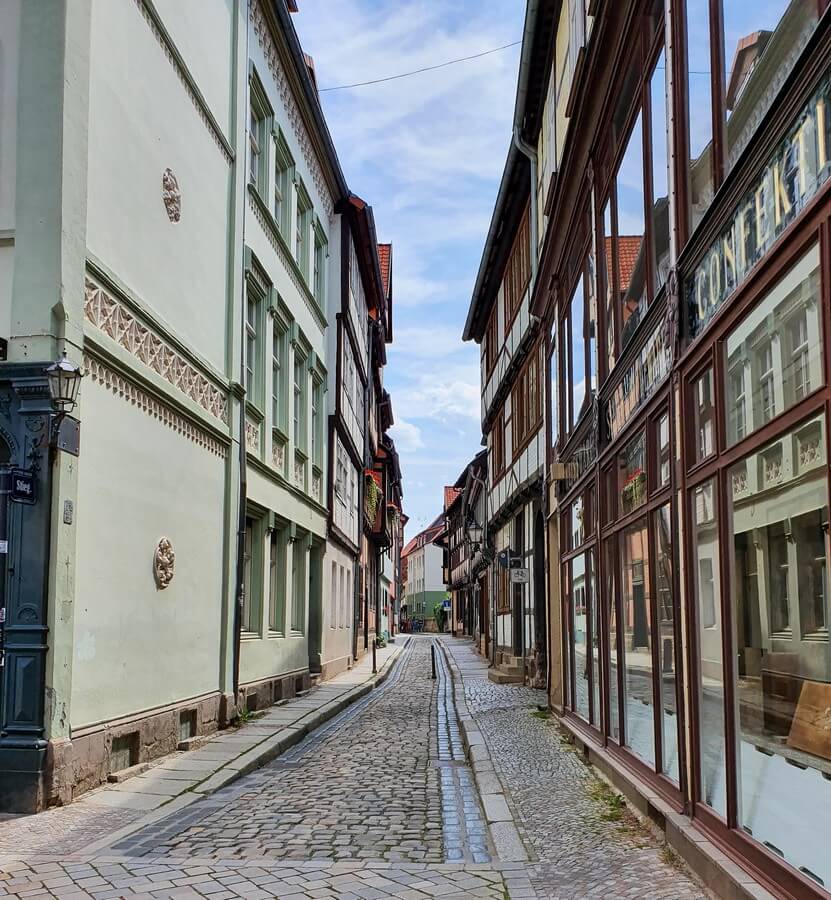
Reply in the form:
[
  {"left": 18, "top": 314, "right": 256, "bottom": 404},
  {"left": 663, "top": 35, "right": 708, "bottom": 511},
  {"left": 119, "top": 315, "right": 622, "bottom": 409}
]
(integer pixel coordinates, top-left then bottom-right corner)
[
  {"left": 85, "top": 356, "right": 227, "bottom": 458},
  {"left": 250, "top": 0, "right": 334, "bottom": 219},
  {"left": 84, "top": 278, "right": 229, "bottom": 425}
]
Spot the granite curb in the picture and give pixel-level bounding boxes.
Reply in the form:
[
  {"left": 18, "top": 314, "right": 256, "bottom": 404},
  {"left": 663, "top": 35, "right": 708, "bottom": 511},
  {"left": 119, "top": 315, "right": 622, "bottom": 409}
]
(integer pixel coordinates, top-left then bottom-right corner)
[{"left": 436, "top": 639, "right": 530, "bottom": 864}]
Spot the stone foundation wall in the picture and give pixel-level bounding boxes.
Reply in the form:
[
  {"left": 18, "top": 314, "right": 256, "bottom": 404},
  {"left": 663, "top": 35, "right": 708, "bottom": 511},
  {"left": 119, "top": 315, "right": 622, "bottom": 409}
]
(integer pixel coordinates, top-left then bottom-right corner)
[
  {"left": 47, "top": 692, "right": 225, "bottom": 807},
  {"left": 239, "top": 668, "right": 310, "bottom": 712}
]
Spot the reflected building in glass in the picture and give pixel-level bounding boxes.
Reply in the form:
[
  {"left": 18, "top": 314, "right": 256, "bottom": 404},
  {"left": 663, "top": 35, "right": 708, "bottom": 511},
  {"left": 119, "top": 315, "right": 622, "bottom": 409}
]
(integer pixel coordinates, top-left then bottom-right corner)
[{"left": 473, "top": 1, "right": 831, "bottom": 898}]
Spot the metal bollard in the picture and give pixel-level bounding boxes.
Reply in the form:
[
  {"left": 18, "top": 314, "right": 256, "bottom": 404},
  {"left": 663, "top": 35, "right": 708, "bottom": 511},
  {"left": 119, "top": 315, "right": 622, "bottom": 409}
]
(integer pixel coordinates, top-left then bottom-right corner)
[
  {"left": 372, "top": 638, "right": 377, "bottom": 675},
  {"left": 430, "top": 642, "right": 436, "bottom": 680}
]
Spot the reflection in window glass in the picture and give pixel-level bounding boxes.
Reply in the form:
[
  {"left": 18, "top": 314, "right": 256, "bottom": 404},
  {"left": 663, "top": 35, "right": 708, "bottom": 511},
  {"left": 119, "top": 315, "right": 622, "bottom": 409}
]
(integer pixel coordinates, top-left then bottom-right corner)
[
  {"left": 658, "top": 413, "right": 671, "bottom": 488},
  {"left": 655, "top": 504, "right": 680, "bottom": 783},
  {"left": 603, "top": 202, "right": 615, "bottom": 373},
  {"left": 693, "top": 478, "right": 726, "bottom": 816},
  {"left": 729, "top": 414, "right": 831, "bottom": 885},
  {"left": 571, "top": 495, "right": 584, "bottom": 549},
  {"left": 619, "top": 431, "right": 647, "bottom": 516},
  {"left": 724, "top": 245, "right": 822, "bottom": 447},
  {"left": 590, "top": 552, "right": 600, "bottom": 727},
  {"left": 693, "top": 368, "right": 715, "bottom": 462},
  {"left": 650, "top": 50, "right": 670, "bottom": 294},
  {"left": 686, "top": 0, "right": 715, "bottom": 232},
  {"left": 605, "top": 539, "right": 621, "bottom": 742},
  {"left": 617, "top": 113, "right": 646, "bottom": 350},
  {"left": 572, "top": 553, "right": 590, "bottom": 722},
  {"left": 723, "top": 3, "right": 819, "bottom": 173},
  {"left": 570, "top": 277, "right": 586, "bottom": 428},
  {"left": 621, "top": 518, "right": 654, "bottom": 766},
  {"left": 550, "top": 320, "right": 559, "bottom": 448}
]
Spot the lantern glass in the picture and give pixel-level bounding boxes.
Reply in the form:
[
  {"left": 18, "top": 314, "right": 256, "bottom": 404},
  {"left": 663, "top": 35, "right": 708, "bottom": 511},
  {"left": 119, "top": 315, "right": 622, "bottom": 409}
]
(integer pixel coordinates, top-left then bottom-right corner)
[
  {"left": 466, "top": 519, "right": 484, "bottom": 546},
  {"left": 46, "top": 351, "right": 82, "bottom": 413}
]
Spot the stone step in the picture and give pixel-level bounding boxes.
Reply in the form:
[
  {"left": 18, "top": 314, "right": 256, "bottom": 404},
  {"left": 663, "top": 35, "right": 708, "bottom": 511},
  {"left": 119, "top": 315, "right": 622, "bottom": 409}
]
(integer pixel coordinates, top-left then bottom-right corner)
[{"left": 488, "top": 669, "right": 524, "bottom": 685}]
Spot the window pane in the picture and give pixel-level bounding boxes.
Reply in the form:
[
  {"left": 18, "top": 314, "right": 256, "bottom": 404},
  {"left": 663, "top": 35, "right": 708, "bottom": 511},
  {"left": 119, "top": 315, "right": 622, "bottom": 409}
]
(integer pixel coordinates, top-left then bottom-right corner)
[
  {"left": 650, "top": 50, "right": 670, "bottom": 294},
  {"left": 589, "top": 550, "right": 600, "bottom": 727},
  {"left": 617, "top": 112, "right": 646, "bottom": 350},
  {"left": 570, "top": 494, "right": 584, "bottom": 549},
  {"left": 621, "top": 517, "right": 654, "bottom": 766},
  {"left": 724, "top": 244, "right": 822, "bottom": 447},
  {"left": 606, "top": 538, "right": 622, "bottom": 742},
  {"left": 602, "top": 201, "right": 615, "bottom": 373},
  {"left": 570, "top": 278, "right": 586, "bottom": 428},
  {"left": 618, "top": 431, "right": 647, "bottom": 516},
  {"left": 655, "top": 504, "right": 680, "bottom": 782},
  {"left": 693, "top": 478, "right": 727, "bottom": 816},
  {"left": 692, "top": 368, "right": 715, "bottom": 463},
  {"left": 729, "top": 414, "right": 831, "bottom": 882},
  {"left": 686, "top": 0, "right": 715, "bottom": 233},
  {"left": 723, "top": 2, "right": 819, "bottom": 174},
  {"left": 550, "top": 320, "right": 559, "bottom": 448},
  {"left": 658, "top": 412, "right": 671, "bottom": 488},
  {"left": 572, "top": 553, "right": 590, "bottom": 722}
]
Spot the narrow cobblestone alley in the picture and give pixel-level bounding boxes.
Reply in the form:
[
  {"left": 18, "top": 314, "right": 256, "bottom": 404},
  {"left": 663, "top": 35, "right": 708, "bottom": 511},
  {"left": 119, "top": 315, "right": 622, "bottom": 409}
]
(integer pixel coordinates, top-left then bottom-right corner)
[{"left": 0, "top": 638, "right": 707, "bottom": 899}]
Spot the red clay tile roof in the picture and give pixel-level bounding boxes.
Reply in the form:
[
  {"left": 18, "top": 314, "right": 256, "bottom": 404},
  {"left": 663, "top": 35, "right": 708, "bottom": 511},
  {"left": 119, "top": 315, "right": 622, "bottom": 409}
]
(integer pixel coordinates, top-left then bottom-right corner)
[
  {"left": 378, "top": 243, "right": 391, "bottom": 299},
  {"left": 444, "top": 486, "right": 461, "bottom": 511}
]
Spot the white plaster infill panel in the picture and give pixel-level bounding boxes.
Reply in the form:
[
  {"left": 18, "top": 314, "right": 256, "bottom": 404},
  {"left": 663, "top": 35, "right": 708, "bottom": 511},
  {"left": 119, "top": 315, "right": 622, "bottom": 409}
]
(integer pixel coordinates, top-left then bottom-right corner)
[
  {"left": 84, "top": 356, "right": 227, "bottom": 459},
  {"left": 132, "top": 0, "right": 233, "bottom": 162},
  {"left": 84, "top": 277, "right": 229, "bottom": 425}
]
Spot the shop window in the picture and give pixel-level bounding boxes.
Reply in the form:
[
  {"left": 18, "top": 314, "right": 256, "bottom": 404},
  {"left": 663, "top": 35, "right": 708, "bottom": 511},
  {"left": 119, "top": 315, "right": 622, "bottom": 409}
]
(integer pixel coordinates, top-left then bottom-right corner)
[
  {"left": 655, "top": 504, "right": 680, "bottom": 782},
  {"left": 683, "top": 0, "right": 820, "bottom": 236},
  {"left": 605, "top": 538, "right": 621, "bottom": 742},
  {"left": 692, "top": 368, "right": 715, "bottom": 462},
  {"left": 618, "top": 431, "right": 647, "bottom": 516},
  {"left": 621, "top": 518, "right": 654, "bottom": 766},
  {"left": 728, "top": 415, "right": 831, "bottom": 885},
  {"left": 649, "top": 49, "right": 670, "bottom": 294},
  {"left": 589, "top": 551, "right": 600, "bottom": 727},
  {"left": 549, "top": 318, "right": 560, "bottom": 450},
  {"left": 569, "top": 276, "right": 586, "bottom": 428},
  {"left": 291, "top": 536, "right": 306, "bottom": 634},
  {"left": 602, "top": 201, "right": 616, "bottom": 374},
  {"left": 724, "top": 244, "right": 821, "bottom": 447},
  {"left": 657, "top": 412, "right": 671, "bottom": 488},
  {"left": 571, "top": 494, "right": 585, "bottom": 549},
  {"left": 692, "top": 478, "right": 726, "bottom": 817},
  {"left": 617, "top": 113, "right": 647, "bottom": 351},
  {"left": 571, "top": 553, "right": 590, "bottom": 722},
  {"left": 242, "top": 515, "right": 263, "bottom": 634}
]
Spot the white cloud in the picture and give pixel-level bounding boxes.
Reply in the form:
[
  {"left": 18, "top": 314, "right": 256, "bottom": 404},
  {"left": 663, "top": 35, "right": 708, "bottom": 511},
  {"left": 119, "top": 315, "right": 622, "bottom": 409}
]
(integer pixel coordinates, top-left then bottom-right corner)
[{"left": 389, "top": 417, "right": 424, "bottom": 452}]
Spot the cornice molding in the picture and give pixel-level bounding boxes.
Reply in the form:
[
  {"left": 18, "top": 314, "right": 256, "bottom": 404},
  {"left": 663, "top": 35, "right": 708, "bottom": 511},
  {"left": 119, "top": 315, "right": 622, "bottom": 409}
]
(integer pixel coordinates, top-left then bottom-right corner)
[
  {"left": 134, "top": 0, "right": 234, "bottom": 163},
  {"left": 249, "top": 0, "right": 334, "bottom": 219}
]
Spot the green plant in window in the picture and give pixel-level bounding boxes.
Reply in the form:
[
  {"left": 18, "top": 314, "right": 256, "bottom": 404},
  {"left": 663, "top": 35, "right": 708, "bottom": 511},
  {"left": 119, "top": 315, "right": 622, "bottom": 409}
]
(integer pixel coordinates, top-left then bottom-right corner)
[{"left": 365, "top": 474, "right": 381, "bottom": 522}]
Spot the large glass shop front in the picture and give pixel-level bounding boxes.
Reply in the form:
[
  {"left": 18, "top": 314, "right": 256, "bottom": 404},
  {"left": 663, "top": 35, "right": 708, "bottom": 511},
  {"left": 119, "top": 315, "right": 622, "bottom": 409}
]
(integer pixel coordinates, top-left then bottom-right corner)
[{"left": 556, "top": 3, "right": 831, "bottom": 895}]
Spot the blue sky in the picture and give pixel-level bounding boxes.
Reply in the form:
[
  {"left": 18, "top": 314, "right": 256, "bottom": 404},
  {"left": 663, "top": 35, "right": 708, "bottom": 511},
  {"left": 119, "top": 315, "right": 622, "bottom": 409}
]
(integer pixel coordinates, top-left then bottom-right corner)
[{"left": 293, "top": 0, "right": 524, "bottom": 538}]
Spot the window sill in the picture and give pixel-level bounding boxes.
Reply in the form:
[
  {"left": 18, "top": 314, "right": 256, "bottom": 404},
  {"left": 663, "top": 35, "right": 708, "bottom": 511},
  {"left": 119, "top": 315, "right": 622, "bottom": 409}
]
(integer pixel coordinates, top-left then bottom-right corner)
[
  {"left": 267, "top": 630, "right": 285, "bottom": 639},
  {"left": 241, "top": 631, "right": 261, "bottom": 641}
]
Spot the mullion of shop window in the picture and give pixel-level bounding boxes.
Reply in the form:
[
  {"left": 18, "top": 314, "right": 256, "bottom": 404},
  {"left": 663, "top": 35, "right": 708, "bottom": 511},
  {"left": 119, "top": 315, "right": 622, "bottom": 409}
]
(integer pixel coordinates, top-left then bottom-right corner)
[
  {"left": 712, "top": 323, "right": 739, "bottom": 829},
  {"left": 645, "top": 413, "right": 664, "bottom": 774},
  {"left": 642, "top": 32, "right": 658, "bottom": 312},
  {"left": 597, "top": 468, "right": 613, "bottom": 745},
  {"left": 671, "top": 0, "right": 691, "bottom": 250},
  {"left": 668, "top": 375, "right": 690, "bottom": 803},
  {"left": 708, "top": 0, "right": 727, "bottom": 190}
]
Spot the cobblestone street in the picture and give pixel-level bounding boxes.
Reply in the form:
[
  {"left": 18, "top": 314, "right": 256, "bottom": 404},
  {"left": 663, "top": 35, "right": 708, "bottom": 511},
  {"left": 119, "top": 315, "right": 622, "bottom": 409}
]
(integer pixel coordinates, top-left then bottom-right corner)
[{"left": 0, "top": 637, "right": 707, "bottom": 898}]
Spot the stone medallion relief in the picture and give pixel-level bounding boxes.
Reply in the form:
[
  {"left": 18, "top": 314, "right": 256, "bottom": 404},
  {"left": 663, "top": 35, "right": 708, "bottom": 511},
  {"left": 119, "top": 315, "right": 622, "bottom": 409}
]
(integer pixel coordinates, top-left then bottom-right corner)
[
  {"left": 153, "top": 537, "right": 175, "bottom": 590},
  {"left": 162, "top": 168, "right": 181, "bottom": 223}
]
